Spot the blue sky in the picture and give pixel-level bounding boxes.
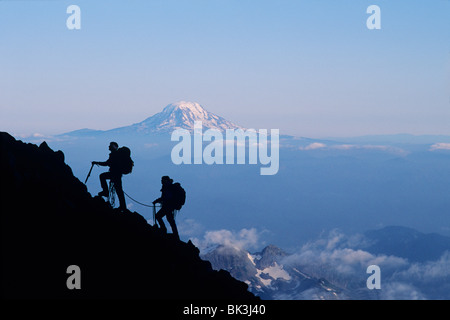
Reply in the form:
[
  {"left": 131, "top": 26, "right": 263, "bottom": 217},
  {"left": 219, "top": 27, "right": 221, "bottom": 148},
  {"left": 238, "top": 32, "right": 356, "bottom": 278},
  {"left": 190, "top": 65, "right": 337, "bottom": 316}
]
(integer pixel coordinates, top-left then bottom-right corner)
[{"left": 1, "top": 0, "right": 449, "bottom": 137}]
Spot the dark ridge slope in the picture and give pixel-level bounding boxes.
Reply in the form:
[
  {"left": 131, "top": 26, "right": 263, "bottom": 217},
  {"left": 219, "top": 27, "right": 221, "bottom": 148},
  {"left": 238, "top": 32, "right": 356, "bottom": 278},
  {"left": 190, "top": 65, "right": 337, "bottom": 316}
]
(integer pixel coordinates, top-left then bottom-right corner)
[{"left": 0, "top": 132, "right": 256, "bottom": 299}]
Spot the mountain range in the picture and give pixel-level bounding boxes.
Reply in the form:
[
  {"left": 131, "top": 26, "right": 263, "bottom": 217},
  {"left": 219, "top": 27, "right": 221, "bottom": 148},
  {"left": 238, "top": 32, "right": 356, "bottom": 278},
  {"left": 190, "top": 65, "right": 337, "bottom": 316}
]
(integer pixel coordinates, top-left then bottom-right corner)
[
  {"left": 202, "top": 244, "right": 344, "bottom": 300},
  {"left": 201, "top": 226, "right": 450, "bottom": 300},
  {"left": 55, "top": 100, "right": 450, "bottom": 154},
  {"left": 360, "top": 226, "right": 450, "bottom": 263}
]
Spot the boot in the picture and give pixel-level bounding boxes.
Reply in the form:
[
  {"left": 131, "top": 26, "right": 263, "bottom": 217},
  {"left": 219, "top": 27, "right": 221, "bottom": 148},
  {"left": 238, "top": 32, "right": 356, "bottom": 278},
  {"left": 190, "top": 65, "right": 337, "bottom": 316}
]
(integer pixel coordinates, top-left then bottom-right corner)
[{"left": 97, "top": 190, "right": 108, "bottom": 197}]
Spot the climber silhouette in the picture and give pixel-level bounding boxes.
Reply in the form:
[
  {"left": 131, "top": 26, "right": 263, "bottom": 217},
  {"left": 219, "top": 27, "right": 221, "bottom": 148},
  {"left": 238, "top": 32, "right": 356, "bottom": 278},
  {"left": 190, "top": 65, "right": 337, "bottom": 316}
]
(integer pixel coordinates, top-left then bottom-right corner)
[
  {"left": 153, "top": 176, "right": 180, "bottom": 240},
  {"left": 92, "top": 142, "right": 126, "bottom": 211}
]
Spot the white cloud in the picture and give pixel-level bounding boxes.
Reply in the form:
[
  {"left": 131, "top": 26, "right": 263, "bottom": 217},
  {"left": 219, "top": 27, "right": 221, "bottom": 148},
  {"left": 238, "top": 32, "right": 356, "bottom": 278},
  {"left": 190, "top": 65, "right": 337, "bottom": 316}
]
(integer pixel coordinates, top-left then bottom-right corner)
[
  {"left": 12, "top": 132, "right": 69, "bottom": 143},
  {"left": 300, "top": 142, "right": 327, "bottom": 150},
  {"left": 331, "top": 144, "right": 358, "bottom": 150},
  {"left": 281, "top": 229, "right": 450, "bottom": 299},
  {"left": 393, "top": 251, "right": 450, "bottom": 283},
  {"left": 192, "top": 228, "right": 263, "bottom": 253},
  {"left": 430, "top": 143, "right": 450, "bottom": 151},
  {"left": 380, "top": 282, "right": 426, "bottom": 300},
  {"left": 33, "top": 133, "right": 46, "bottom": 138},
  {"left": 331, "top": 144, "right": 408, "bottom": 155},
  {"left": 282, "top": 229, "right": 408, "bottom": 289},
  {"left": 298, "top": 143, "right": 408, "bottom": 155},
  {"left": 285, "top": 245, "right": 406, "bottom": 279}
]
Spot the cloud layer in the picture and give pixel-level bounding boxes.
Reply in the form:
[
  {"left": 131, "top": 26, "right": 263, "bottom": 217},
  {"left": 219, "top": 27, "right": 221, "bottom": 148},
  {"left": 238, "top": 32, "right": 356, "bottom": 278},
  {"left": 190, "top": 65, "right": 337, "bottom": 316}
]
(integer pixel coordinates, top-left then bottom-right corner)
[
  {"left": 282, "top": 229, "right": 450, "bottom": 299},
  {"left": 188, "top": 223, "right": 450, "bottom": 299}
]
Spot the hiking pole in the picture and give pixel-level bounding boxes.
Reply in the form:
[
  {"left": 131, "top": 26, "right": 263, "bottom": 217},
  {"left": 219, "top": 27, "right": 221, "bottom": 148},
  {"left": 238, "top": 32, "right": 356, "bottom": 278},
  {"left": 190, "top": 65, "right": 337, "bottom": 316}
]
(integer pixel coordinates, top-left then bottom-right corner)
[
  {"left": 153, "top": 204, "right": 156, "bottom": 227},
  {"left": 84, "top": 163, "right": 95, "bottom": 184}
]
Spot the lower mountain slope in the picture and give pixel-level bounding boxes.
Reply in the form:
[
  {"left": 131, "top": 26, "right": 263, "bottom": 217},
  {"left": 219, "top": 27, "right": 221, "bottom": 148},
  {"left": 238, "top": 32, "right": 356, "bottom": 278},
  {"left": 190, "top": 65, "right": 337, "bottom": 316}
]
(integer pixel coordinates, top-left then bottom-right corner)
[{"left": 0, "top": 132, "right": 256, "bottom": 299}]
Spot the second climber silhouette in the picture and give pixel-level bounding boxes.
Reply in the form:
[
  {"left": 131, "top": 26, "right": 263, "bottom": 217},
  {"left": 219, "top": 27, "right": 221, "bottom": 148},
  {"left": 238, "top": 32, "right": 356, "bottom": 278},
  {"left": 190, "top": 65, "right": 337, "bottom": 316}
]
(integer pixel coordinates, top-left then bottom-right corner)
[{"left": 153, "top": 176, "right": 180, "bottom": 240}]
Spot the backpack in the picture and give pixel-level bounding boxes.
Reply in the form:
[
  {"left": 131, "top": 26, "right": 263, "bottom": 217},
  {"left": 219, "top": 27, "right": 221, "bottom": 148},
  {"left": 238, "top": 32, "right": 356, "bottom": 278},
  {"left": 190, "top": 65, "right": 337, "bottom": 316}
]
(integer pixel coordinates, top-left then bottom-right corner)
[
  {"left": 171, "top": 182, "right": 186, "bottom": 210},
  {"left": 116, "top": 146, "right": 134, "bottom": 175}
]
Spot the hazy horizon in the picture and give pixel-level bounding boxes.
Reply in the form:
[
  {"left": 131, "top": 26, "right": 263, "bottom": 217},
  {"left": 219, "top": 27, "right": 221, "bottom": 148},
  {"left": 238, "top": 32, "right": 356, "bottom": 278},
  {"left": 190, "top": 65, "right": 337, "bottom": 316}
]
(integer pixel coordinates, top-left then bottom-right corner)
[{"left": 8, "top": 99, "right": 450, "bottom": 140}]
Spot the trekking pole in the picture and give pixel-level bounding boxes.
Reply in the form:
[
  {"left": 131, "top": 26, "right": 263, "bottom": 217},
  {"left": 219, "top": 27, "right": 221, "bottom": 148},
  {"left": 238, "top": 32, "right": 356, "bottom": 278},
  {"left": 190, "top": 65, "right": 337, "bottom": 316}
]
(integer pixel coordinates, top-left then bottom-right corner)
[
  {"left": 153, "top": 204, "right": 156, "bottom": 227},
  {"left": 84, "top": 163, "right": 95, "bottom": 184}
]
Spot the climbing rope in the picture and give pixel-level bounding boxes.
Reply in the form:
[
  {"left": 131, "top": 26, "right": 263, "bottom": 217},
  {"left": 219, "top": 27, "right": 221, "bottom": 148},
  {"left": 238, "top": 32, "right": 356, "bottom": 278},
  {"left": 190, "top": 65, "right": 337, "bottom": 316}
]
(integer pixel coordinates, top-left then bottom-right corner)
[
  {"left": 122, "top": 190, "right": 179, "bottom": 224},
  {"left": 108, "top": 182, "right": 116, "bottom": 208},
  {"left": 123, "top": 191, "right": 160, "bottom": 225},
  {"left": 123, "top": 190, "right": 155, "bottom": 208}
]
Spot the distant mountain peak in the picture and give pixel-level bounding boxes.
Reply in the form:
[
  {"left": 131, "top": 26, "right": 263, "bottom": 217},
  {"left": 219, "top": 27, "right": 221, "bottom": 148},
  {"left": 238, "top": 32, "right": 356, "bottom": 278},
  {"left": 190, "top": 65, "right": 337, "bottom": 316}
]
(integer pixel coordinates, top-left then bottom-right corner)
[
  {"left": 60, "top": 101, "right": 244, "bottom": 137},
  {"left": 136, "top": 101, "right": 243, "bottom": 133},
  {"left": 162, "top": 101, "right": 206, "bottom": 114}
]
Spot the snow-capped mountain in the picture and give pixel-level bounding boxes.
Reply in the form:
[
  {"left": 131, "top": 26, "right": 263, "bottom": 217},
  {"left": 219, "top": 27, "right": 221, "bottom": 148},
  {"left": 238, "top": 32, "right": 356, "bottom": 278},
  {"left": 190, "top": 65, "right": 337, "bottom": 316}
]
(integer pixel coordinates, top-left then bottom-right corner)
[
  {"left": 131, "top": 101, "right": 243, "bottom": 133},
  {"left": 61, "top": 101, "right": 243, "bottom": 137},
  {"left": 202, "top": 244, "right": 344, "bottom": 300}
]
